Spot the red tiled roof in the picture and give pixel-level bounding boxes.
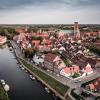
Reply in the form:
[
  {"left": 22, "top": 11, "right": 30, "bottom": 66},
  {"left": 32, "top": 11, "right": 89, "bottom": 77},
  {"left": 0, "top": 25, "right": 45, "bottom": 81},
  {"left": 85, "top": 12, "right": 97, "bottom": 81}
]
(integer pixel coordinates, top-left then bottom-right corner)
[
  {"left": 42, "top": 39, "right": 52, "bottom": 44},
  {"left": 44, "top": 53, "right": 57, "bottom": 62},
  {"left": 94, "top": 81, "right": 99, "bottom": 88},
  {"left": 32, "top": 33, "right": 49, "bottom": 38},
  {"left": 73, "top": 66, "right": 80, "bottom": 73},
  {"left": 16, "top": 28, "right": 26, "bottom": 33},
  {"left": 48, "top": 45, "right": 52, "bottom": 47},
  {"left": 87, "top": 78, "right": 100, "bottom": 90},
  {"left": 63, "top": 68, "right": 71, "bottom": 74},
  {"left": 62, "top": 66, "right": 80, "bottom": 74},
  {"left": 96, "top": 78, "right": 100, "bottom": 88},
  {"left": 84, "top": 63, "right": 93, "bottom": 73},
  {"left": 89, "top": 83, "right": 95, "bottom": 90},
  {"left": 85, "top": 32, "right": 98, "bottom": 36},
  {"left": 0, "top": 36, "right": 5, "bottom": 40},
  {"left": 0, "top": 36, "right": 7, "bottom": 44},
  {"left": 32, "top": 40, "right": 40, "bottom": 44}
]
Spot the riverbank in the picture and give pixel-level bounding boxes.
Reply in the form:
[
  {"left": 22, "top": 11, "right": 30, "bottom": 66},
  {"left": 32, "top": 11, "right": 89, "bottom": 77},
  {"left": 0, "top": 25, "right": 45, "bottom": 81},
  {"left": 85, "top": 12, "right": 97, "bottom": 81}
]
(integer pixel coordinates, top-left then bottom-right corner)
[
  {"left": 18, "top": 57, "right": 69, "bottom": 100},
  {"left": 21, "top": 59, "right": 69, "bottom": 96},
  {"left": 11, "top": 41, "right": 69, "bottom": 100},
  {"left": 0, "top": 82, "right": 9, "bottom": 100},
  {"left": 0, "top": 43, "right": 56, "bottom": 100}
]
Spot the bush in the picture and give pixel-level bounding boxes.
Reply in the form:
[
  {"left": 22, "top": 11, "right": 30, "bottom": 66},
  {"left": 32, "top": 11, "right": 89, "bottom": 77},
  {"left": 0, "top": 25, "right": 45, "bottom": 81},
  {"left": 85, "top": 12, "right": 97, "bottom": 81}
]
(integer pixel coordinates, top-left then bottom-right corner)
[{"left": 71, "top": 73, "right": 80, "bottom": 78}]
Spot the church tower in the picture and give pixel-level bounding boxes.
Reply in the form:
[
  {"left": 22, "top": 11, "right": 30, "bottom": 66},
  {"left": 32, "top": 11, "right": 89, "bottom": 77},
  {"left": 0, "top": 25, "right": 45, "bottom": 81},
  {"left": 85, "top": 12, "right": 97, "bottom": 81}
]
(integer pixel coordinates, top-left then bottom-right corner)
[{"left": 74, "top": 22, "right": 80, "bottom": 39}]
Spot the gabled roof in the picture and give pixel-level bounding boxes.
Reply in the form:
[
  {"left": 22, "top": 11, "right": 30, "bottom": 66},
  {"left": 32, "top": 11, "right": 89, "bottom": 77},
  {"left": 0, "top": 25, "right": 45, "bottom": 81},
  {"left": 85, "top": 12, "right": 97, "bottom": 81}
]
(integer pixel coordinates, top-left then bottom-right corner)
[
  {"left": 84, "top": 63, "right": 93, "bottom": 73},
  {"left": 16, "top": 28, "right": 26, "bottom": 33},
  {"left": 44, "top": 53, "right": 57, "bottom": 63}
]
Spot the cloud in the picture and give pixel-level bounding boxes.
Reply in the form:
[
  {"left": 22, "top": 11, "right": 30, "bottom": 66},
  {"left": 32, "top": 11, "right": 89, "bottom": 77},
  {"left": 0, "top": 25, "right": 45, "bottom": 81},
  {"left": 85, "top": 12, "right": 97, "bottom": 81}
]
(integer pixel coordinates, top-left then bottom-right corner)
[
  {"left": 0, "top": 0, "right": 100, "bottom": 9},
  {"left": 0, "top": 0, "right": 100, "bottom": 24},
  {"left": 0, "top": 5, "right": 100, "bottom": 24}
]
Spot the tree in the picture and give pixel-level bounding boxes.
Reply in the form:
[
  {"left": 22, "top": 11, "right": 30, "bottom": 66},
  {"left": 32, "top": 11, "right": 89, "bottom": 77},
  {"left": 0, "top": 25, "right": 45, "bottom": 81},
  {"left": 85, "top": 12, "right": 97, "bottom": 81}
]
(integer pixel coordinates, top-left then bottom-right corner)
[
  {"left": 86, "top": 45, "right": 100, "bottom": 56},
  {"left": 31, "top": 36, "right": 37, "bottom": 40},
  {"left": 0, "top": 28, "right": 6, "bottom": 36},
  {"left": 0, "top": 27, "right": 19, "bottom": 39},
  {"left": 24, "top": 48, "right": 34, "bottom": 59},
  {"left": 71, "top": 72, "right": 80, "bottom": 78},
  {"left": 36, "top": 36, "right": 43, "bottom": 42},
  {"left": 96, "top": 36, "right": 100, "bottom": 40},
  {"left": 31, "top": 36, "right": 43, "bottom": 43}
]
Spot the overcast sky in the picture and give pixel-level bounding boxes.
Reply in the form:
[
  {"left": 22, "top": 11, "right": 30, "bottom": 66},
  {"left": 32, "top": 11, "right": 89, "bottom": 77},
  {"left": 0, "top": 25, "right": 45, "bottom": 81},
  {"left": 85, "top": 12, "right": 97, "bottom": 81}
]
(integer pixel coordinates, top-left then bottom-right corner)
[{"left": 0, "top": 0, "right": 100, "bottom": 24}]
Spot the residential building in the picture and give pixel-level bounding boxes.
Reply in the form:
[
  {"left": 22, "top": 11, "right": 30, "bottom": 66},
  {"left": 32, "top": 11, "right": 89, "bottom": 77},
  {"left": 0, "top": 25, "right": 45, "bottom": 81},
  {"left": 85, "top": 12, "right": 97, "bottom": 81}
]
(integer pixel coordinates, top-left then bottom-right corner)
[
  {"left": 82, "top": 63, "right": 93, "bottom": 75},
  {"left": 0, "top": 36, "right": 7, "bottom": 45},
  {"left": 60, "top": 66, "right": 80, "bottom": 77},
  {"left": 44, "top": 53, "right": 66, "bottom": 73},
  {"left": 32, "top": 40, "right": 40, "bottom": 47},
  {"left": 32, "top": 32, "right": 49, "bottom": 39},
  {"left": 37, "top": 45, "right": 51, "bottom": 52}
]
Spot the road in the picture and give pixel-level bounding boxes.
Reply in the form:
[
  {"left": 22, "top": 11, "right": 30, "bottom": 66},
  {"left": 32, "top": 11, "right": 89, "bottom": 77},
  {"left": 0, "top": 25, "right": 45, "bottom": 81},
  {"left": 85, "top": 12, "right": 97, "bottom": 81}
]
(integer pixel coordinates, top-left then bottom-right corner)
[{"left": 67, "top": 68, "right": 100, "bottom": 89}]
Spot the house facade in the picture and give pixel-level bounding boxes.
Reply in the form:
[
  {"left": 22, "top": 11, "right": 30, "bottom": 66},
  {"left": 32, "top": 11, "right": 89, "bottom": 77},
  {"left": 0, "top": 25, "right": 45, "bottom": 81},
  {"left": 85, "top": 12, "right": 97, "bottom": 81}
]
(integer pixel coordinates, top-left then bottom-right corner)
[
  {"left": 44, "top": 53, "right": 66, "bottom": 73},
  {"left": 60, "top": 66, "right": 80, "bottom": 77},
  {"left": 0, "top": 36, "right": 7, "bottom": 45}
]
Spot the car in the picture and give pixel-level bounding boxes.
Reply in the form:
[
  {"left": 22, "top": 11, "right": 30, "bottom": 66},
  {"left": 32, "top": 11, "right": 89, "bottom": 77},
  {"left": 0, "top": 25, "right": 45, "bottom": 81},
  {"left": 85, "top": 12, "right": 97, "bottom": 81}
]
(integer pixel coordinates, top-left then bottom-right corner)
[{"left": 74, "top": 80, "right": 81, "bottom": 83}]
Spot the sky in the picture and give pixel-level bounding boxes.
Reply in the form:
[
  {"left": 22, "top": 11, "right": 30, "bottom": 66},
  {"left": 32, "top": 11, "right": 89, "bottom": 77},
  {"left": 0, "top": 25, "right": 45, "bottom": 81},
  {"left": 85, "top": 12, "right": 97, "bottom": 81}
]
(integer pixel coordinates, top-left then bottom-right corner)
[{"left": 0, "top": 0, "right": 100, "bottom": 24}]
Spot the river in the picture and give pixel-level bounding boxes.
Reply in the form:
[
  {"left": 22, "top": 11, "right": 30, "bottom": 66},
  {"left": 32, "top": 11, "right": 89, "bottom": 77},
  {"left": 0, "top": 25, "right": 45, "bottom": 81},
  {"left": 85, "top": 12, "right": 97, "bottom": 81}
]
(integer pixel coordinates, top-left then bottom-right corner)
[{"left": 0, "top": 45, "right": 55, "bottom": 100}]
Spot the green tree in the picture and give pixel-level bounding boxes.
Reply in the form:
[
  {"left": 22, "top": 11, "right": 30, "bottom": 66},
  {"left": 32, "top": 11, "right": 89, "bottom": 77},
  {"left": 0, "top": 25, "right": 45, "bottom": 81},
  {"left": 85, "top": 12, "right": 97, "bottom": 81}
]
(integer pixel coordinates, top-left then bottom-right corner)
[
  {"left": 31, "top": 36, "right": 43, "bottom": 43},
  {"left": 71, "top": 72, "right": 80, "bottom": 78},
  {"left": 37, "top": 36, "right": 43, "bottom": 42},
  {"left": 24, "top": 48, "right": 34, "bottom": 59},
  {"left": 0, "top": 27, "right": 19, "bottom": 39},
  {"left": 31, "top": 36, "right": 37, "bottom": 40}
]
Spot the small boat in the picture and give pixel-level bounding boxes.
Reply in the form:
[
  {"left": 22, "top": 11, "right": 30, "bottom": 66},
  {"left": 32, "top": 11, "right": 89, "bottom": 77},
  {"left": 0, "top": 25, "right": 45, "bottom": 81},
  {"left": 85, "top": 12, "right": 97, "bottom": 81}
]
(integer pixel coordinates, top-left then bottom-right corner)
[
  {"left": 4, "top": 84, "right": 10, "bottom": 92},
  {"left": 19, "top": 65, "right": 22, "bottom": 68},
  {"left": 9, "top": 47, "right": 13, "bottom": 51},
  {"left": 0, "top": 80, "right": 10, "bottom": 92},
  {"left": 45, "top": 87, "right": 50, "bottom": 93},
  {"left": 21, "top": 67, "right": 25, "bottom": 70},
  {"left": 1, "top": 80, "right": 6, "bottom": 85},
  {"left": 32, "top": 77, "right": 35, "bottom": 80},
  {"left": 30, "top": 75, "right": 35, "bottom": 80}
]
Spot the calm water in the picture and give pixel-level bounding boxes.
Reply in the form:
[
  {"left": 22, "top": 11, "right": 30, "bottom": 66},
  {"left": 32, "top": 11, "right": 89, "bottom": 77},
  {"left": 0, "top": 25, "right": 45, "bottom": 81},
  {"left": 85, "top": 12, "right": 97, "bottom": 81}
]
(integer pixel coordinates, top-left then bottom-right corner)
[{"left": 0, "top": 45, "right": 54, "bottom": 100}]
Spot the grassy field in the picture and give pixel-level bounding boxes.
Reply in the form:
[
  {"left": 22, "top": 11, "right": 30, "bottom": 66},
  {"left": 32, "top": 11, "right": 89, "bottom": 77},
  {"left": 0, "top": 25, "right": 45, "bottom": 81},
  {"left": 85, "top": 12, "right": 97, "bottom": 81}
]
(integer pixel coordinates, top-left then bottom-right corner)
[
  {"left": 0, "top": 83, "right": 9, "bottom": 100},
  {"left": 21, "top": 59, "right": 69, "bottom": 96}
]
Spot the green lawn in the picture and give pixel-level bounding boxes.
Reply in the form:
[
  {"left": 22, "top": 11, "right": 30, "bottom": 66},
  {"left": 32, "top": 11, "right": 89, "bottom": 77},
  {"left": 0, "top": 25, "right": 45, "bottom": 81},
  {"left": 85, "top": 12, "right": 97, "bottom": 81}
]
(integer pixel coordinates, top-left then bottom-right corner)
[
  {"left": 0, "top": 84, "right": 9, "bottom": 100},
  {"left": 71, "top": 73, "right": 80, "bottom": 78},
  {"left": 21, "top": 59, "right": 69, "bottom": 96}
]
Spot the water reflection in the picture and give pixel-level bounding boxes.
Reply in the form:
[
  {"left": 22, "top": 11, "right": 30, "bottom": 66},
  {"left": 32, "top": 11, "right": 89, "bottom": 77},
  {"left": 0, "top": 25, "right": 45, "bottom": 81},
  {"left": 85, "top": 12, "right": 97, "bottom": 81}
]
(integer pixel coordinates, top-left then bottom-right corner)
[{"left": 0, "top": 45, "right": 54, "bottom": 100}]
